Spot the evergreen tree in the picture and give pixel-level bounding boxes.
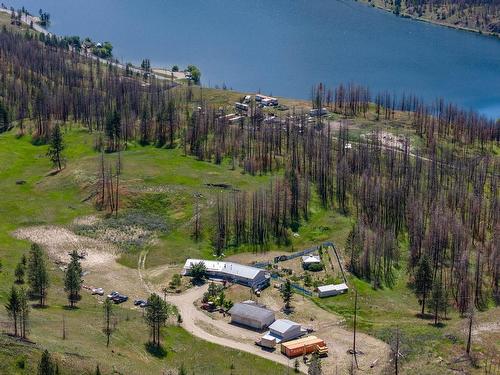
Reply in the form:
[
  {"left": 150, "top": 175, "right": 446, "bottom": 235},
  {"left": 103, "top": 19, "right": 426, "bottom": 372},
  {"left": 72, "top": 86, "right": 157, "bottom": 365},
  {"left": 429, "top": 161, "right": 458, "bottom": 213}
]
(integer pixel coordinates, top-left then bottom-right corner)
[
  {"left": 15, "top": 261, "right": 25, "bottom": 284},
  {"left": 428, "top": 276, "right": 449, "bottom": 325},
  {"left": 5, "top": 286, "right": 20, "bottom": 336},
  {"left": 0, "top": 100, "right": 10, "bottom": 133},
  {"left": 64, "top": 250, "right": 82, "bottom": 307},
  {"left": 189, "top": 261, "right": 206, "bottom": 283},
  {"left": 105, "top": 110, "right": 121, "bottom": 152},
  {"left": 281, "top": 279, "right": 293, "bottom": 310},
  {"left": 103, "top": 298, "right": 115, "bottom": 347},
  {"left": 18, "top": 287, "right": 30, "bottom": 339},
  {"left": 37, "top": 350, "right": 55, "bottom": 375},
  {"left": 27, "top": 243, "right": 50, "bottom": 307},
  {"left": 145, "top": 293, "right": 171, "bottom": 348},
  {"left": 46, "top": 123, "right": 65, "bottom": 170},
  {"left": 414, "top": 254, "right": 433, "bottom": 316}
]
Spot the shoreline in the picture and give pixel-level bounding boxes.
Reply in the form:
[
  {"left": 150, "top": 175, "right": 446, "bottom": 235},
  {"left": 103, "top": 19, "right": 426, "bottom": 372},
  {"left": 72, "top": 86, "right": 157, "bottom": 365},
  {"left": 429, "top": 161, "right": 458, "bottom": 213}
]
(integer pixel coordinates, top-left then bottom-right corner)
[{"left": 358, "top": 0, "right": 500, "bottom": 39}]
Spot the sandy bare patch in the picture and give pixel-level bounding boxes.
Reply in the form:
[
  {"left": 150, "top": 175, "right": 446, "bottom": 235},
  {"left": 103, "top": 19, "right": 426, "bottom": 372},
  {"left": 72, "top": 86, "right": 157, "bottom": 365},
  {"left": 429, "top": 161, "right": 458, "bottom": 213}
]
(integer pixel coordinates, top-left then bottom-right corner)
[
  {"left": 13, "top": 226, "right": 116, "bottom": 267},
  {"left": 72, "top": 215, "right": 101, "bottom": 227},
  {"left": 12, "top": 225, "right": 150, "bottom": 301}
]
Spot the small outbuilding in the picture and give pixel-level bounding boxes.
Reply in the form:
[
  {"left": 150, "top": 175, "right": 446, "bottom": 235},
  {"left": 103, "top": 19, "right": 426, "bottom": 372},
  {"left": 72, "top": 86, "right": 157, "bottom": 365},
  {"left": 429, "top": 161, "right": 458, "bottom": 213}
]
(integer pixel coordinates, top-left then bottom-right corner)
[
  {"left": 302, "top": 254, "right": 321, "bottom": 265},
  {"left": 258, "top": 319, "right": 304, "bottom": 348},
  {"left": 269, "top": 319, "right": 303, "bottom": 342},
  {"left": 317, "top": 283, "right": 349, "bottom": 298},
  {"left": 229, "top": 302, "right": 275, "bottom": 330}
]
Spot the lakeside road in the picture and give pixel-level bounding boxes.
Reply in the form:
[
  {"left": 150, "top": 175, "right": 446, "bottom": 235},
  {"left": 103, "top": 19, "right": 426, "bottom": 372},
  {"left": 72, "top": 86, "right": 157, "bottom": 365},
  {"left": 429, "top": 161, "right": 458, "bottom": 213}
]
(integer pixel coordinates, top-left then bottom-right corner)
[{"left": 0, "top": 7, "right": 172, "bottom": 82}]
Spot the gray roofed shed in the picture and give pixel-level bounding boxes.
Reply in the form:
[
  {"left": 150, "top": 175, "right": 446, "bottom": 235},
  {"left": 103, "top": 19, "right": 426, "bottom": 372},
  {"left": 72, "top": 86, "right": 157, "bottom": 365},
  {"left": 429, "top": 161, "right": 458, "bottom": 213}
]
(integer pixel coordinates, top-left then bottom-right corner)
[{"left": 228, "top": 302, "right": 275, "bottom": 330}]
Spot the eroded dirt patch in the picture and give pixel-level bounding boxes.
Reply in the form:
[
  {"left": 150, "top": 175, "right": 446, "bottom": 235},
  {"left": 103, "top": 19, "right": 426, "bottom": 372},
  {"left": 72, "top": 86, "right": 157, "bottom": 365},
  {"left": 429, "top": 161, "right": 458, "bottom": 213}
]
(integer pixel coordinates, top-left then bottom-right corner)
[{"left": 12, "top": 224, "right": 148, "bottom": 301}]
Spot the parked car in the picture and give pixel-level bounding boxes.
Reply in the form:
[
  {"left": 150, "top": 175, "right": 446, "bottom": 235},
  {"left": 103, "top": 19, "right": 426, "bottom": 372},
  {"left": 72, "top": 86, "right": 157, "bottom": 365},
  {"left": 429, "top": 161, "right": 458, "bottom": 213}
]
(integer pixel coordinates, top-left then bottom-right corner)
[
  {"left": 134, "top": 299, "right": 146, "bottom": 306},
  {"left": 91, "top": 287, "right": 104, "bottom": 296},
  {"left": 107, "top": 291, "right": 119, "bottom": 299},
  {"left": 112, "top": 294, "right": 128, "bottom": 304}
]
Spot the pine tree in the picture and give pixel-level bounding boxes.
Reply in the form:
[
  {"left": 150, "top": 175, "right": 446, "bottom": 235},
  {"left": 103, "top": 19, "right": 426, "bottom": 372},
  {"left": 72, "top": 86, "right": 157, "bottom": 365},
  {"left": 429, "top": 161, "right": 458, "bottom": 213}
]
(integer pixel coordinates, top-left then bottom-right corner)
[
  {"left": 414, "top": 254, "right": 433, "bottom": 316},
  {"left": 5, "top": 286, "right": 20, "bottom": 336},
  {"left": 46, "top": 123, "right": 65, "bottom": 170},
  {"left": 428, "top": 276, "right": 449, "bottom": 325},
  {"left": 103, "top": 298, "right": 115, "bottom": 348},
  {"left": 105, "top": 110, "right": 121, "bottom": 152},
  {"left": 0, "top": 100, "right": 10, "bottom": 133},
  {"left": 27, "top": 243, "right": 50, "bottom": 307},
  {"left": 37, "top": 349, "right": 55, "bottom": 375},
  {"left": 145, "top": 293, "right": 171, "bottom": 348},
  {"left": 18, "top": 287, "right": 30, "bottom": 339},
  {"left": 15, "top": 261, "right": 25, "bottom": 284},
  {"left": 64, "top": 250, "right": 82, "bottom": 307},
  {"left": 281, "top": 279, "right": 293, "bottom": 311}
]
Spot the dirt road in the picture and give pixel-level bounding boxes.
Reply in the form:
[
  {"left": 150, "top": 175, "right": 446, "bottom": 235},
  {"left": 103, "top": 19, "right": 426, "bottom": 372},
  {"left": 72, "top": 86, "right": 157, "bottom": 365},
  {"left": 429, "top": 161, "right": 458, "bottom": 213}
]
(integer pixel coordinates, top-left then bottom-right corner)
[{"left": 15, "top": 224, "right": 389, "bottom": 374}]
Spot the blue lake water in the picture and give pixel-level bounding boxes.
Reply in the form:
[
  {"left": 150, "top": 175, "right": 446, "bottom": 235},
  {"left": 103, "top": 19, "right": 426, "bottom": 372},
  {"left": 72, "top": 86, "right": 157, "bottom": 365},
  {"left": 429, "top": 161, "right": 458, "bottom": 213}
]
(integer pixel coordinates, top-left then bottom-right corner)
[{"left": 9, "top": 0, "right": 500, "bottom": 118}]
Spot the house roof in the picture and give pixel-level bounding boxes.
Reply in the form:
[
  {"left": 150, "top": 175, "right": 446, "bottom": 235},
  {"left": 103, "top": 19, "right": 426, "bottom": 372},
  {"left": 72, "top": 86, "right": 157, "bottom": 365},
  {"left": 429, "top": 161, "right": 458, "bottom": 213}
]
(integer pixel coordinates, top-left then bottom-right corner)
[
  {"left": 317, "top": 283, "right": 348, "bottom": 293},
  {"left": 183, "top": 259, "right": 267, "bottom": 280},
  {"left": 228, "top": 302, "right": 275, "bottom": 323},
  {"left": 269, "top": 319, "right": 300, "bottom": 334},
  {"left": 301, "top": 255, "right": 321, "bottom": 264}
]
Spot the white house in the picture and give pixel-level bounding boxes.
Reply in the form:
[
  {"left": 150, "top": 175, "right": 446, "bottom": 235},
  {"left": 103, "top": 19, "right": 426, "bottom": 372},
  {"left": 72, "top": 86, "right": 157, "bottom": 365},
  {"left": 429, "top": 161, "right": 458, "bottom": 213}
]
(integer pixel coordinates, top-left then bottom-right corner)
[
  {"left": 182, "top": 259, "right": 270, "bottom": 290},
  {"left": 317, "top": 283, "right": 349, "bottom": 298}
]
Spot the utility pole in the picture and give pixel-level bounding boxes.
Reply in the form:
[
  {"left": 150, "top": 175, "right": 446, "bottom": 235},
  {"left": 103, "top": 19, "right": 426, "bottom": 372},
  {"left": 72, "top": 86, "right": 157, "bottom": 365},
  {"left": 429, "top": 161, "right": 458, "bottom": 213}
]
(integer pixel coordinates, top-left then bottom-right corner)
[{"left": 353, "top": 289, "right": 359, "bottom": 369}]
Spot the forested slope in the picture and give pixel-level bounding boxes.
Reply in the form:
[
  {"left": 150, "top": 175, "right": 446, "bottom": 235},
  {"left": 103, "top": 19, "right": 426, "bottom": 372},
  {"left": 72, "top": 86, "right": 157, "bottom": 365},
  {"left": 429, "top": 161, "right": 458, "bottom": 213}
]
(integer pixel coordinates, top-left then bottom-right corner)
[{"left": 364, "top": 0, "right": 500, "bottom": 35}]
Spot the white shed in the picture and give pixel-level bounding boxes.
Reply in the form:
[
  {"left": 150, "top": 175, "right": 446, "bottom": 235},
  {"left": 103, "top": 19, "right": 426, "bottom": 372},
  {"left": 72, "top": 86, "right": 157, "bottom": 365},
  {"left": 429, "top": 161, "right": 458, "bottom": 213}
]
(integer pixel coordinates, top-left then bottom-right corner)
[
  {"left": 301, "top": 254, "right": 321, "bottom": 265},
  {"left": 317, "top": 283, "right": 349, "bottom": 298},
  {"left": 269, "top": 319, "right": 303, "bottom": 342}
]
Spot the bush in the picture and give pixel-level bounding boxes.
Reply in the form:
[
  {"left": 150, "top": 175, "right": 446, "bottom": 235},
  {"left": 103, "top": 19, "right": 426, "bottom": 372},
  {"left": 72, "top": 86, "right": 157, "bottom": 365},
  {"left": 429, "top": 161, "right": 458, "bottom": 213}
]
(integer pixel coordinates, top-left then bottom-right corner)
[{"left": 305, "top": 262, "right": 324, "bottom": 272}]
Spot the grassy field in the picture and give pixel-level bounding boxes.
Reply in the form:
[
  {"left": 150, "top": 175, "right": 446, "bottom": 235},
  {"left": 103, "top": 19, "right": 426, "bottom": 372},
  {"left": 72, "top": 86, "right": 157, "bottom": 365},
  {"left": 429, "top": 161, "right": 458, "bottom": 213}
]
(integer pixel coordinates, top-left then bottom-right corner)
[
  {"left": 1, "top": 113, "right": 498, "bottom": 374},
  {"left": 0, "top": 127, "right": 292, "bottom": 374}
]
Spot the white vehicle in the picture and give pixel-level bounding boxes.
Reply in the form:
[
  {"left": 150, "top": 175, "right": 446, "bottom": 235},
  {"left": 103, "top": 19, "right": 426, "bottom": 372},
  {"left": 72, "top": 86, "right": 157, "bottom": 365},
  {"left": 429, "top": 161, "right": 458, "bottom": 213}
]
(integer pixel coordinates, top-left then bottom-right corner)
[{"left": 92, "top": 287, "right": 104, "bottom": 296}]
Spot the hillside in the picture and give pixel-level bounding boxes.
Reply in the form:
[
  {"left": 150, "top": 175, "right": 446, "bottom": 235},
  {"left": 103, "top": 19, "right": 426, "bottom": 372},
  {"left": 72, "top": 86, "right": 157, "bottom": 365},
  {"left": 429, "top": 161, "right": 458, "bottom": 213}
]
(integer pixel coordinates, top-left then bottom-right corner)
[
  {"left": 362, "top": 0, "right": 500, "bottom": 36},
  {"left": 0, "top": 11, "right": 499, "bottom": 375}
]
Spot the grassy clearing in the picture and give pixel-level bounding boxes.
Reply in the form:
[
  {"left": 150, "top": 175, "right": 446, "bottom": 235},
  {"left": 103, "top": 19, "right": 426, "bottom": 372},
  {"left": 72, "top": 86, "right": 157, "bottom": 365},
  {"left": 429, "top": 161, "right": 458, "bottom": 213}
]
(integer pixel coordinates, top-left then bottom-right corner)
[{"left": 0, "top": 127, "right": 291, "bottom": 374}]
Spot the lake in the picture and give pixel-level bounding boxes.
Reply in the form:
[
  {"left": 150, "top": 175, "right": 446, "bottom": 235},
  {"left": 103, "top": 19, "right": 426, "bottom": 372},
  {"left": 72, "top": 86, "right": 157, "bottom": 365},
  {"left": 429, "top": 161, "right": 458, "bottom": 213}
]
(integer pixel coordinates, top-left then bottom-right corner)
[{"left": 9, "top": 0, "right": 500, "bottom": 118}]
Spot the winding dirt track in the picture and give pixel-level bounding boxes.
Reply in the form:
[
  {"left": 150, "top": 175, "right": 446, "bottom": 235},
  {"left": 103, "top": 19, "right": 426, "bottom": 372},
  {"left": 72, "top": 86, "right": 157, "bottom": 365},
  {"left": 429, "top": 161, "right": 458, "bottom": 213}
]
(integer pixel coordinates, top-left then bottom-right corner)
[
  {"left": 138, "top": 252, "right": 306, "bottom": 371},
  {"left": 15, "top": 225, "right": 389, "bottom": 374}
]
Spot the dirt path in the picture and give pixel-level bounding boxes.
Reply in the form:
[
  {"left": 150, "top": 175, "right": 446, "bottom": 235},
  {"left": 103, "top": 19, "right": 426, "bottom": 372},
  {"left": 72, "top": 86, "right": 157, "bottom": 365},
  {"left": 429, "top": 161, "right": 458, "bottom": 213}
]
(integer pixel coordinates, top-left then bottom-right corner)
[{"left": 14, "top": 224, "right": 389, "bottom": 374}]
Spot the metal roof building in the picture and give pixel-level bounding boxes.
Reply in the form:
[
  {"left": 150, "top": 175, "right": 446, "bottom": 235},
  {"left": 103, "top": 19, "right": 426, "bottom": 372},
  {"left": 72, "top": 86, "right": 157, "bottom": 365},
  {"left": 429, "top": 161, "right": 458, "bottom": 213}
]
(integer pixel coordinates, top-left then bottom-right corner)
[
  {"left": 259, "top": 319, "right": 304, "bottom": 348},
  {"left": 182, "top": 259, "right": 270, "bottom": 290},
  {"left": 317, "top": 283, "right": 349, "bottom": 298},
  {"left": 301, "top": 254, "right": 321, "bottom": 264},
  {"left": 228, "top": 302, "right": 275, "bottom": 330}
]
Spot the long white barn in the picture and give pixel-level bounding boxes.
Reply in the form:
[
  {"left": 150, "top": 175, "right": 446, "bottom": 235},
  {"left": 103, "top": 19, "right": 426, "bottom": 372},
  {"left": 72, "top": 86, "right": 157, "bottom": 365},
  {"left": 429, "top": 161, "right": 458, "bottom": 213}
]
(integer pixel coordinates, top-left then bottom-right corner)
[{"left": 182, "top": 259, "right": 270, "bottom": 290}]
